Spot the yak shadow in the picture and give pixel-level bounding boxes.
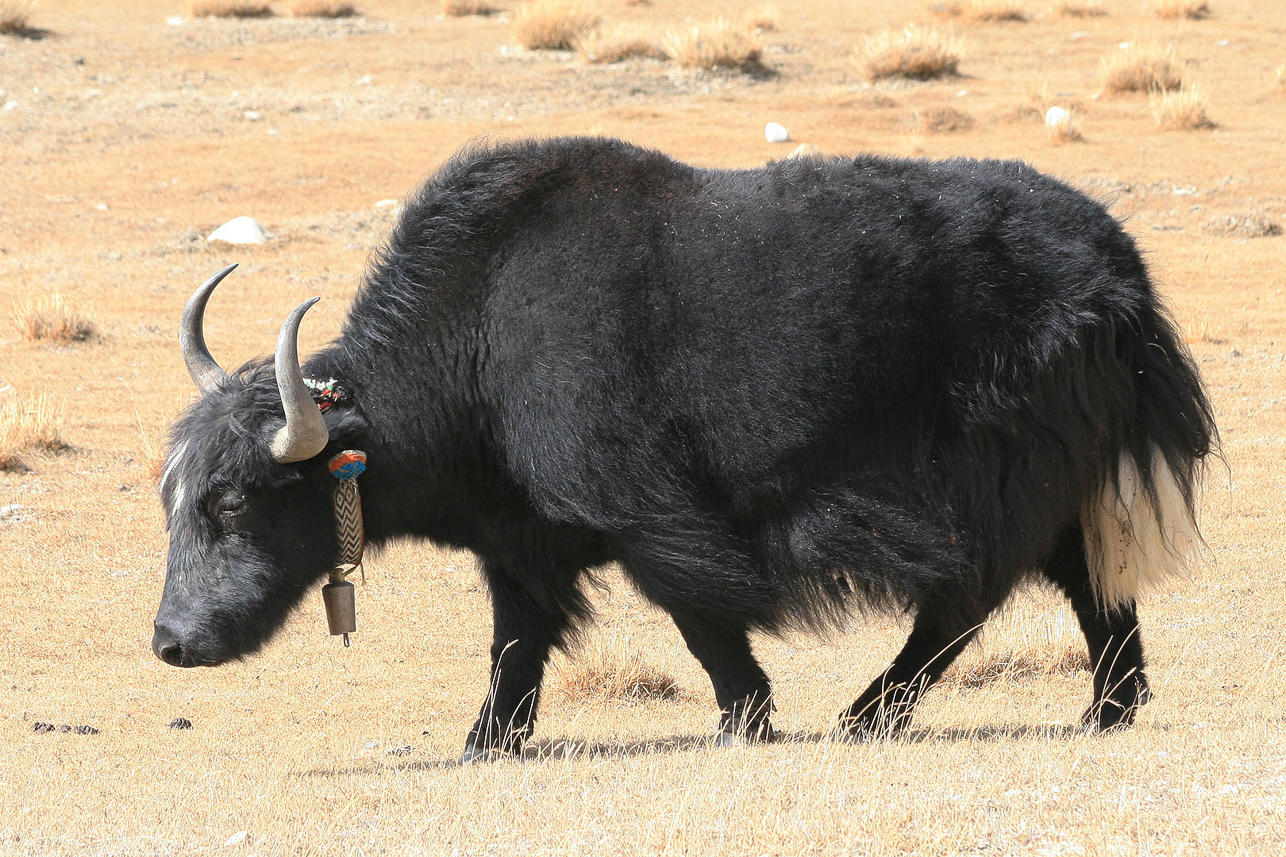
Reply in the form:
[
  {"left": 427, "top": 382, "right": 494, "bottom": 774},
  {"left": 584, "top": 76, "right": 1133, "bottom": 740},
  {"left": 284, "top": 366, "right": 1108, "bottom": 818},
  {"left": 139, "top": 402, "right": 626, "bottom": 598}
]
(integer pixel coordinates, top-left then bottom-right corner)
[{"left": 300, "top": 720, "right": 1102, "bottom": 779}]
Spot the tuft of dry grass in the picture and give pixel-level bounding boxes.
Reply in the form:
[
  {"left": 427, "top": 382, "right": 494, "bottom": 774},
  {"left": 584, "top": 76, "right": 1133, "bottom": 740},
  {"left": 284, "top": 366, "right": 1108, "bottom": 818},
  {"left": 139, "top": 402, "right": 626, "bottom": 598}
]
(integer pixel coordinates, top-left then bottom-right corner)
[
  {"left": 10, "top": 293, "right": 96, "bottom": 343},
  {"left": 661, "top": 18, "right": 765, "bottom": 72},
  {"left": 943, "top": 645, "right": 1090, "bottom": 687},
  {"left": 287, "top": 0, "right": 355, "bottom": 17},
  {"left": 1150, "top": 85, "right": 1214, "bottom": 129},
  {"left": 513, "top": 0, "right": 600, "bottom": 50},
  {"left": 191, "top": 0, "right": 272, "bottom": 17},
  {"left": 1152, "top": 0, "right": 1208, "bottom": 19},
  {"left": 858, "top": 25, "right": 962, "bottom": 82},
  {"left": 550, "top": 638, "right": 682, "bottom": 704},
  {"left": 742, "top": 3, "right": 778, "bottom": 32},
  {"left": 1054, "top": 0, "right": 1106, "bottom": 16},
  {"left": 0, "top": 392, "right": 68, "bottom": 472},
  {"left": 442, "top": 0, "right": 494, "bottom": 15},
  {"left": 576, "top": 24, "right": 664, "bottom": 63},
  {"left": 933, "top": 0, "right": 1027, "bottom": 21},
  {"left": 1098, "top": 41, "right": 1182, "bottom": 93},
  {"left": 0, "top": 0, "right": 33, "bottom": 34}
]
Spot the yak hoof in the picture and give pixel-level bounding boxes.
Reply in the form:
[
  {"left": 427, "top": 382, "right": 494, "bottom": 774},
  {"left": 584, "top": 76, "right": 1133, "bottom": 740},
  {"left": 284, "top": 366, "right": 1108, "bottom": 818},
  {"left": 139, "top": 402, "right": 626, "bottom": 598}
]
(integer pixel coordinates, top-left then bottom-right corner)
[
  {"left": 1082, "top": 674, "right": 1152, "bottom": 734},
  {"left": 713, "top": 720, "right": 776, "bottom": 748},
  {"left": 459, "top": 742, "right": 517, "bottom": 765}
]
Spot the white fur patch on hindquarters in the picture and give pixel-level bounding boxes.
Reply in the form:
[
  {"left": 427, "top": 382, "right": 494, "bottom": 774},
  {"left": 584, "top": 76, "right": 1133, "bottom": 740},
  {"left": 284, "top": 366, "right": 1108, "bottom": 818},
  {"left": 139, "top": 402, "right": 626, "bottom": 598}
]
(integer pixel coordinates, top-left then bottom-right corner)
[{"left": 1081, "top": 447, "right": 1201, "bottom": 610}]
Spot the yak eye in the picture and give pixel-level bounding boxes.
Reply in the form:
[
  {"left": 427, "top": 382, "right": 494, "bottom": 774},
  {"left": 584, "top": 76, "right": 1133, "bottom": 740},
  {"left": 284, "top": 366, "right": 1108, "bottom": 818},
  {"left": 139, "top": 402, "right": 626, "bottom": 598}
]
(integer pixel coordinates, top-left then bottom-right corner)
[{"left": 213, "top": 492, "right": 247, "bottom": 517}]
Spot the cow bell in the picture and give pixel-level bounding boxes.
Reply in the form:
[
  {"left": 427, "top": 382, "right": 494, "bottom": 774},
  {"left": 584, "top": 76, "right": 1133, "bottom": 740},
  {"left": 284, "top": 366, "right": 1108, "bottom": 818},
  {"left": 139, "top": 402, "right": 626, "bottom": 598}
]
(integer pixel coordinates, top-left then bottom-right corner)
[{"left": 322, "top": 579, "right": 356, "bottom": 646}]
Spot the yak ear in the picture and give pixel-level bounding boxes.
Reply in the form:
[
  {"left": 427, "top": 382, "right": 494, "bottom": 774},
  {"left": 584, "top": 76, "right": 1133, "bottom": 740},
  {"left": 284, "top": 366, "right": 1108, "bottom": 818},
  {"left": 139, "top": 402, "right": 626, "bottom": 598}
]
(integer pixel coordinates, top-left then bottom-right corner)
[{"left": 321, "top": 404, "right": 369, "bottom": 447}]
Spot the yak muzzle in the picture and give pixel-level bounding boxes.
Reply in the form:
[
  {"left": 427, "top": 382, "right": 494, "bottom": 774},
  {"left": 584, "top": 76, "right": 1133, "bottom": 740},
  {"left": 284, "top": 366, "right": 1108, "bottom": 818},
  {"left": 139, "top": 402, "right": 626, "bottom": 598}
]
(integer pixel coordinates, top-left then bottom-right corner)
[{"left": 152, "top": 620, "right": 204, "bottom": 668}]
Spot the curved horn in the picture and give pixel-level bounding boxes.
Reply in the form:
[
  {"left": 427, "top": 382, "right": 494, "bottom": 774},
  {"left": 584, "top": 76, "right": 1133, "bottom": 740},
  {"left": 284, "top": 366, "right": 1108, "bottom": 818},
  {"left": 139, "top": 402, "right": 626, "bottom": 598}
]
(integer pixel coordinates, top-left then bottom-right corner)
[
  {"left": 180, "top": 264, "right": 237, "bottom": 394},
  {"left": 269, "top": 297, "right": 329, "bottom": 464}
]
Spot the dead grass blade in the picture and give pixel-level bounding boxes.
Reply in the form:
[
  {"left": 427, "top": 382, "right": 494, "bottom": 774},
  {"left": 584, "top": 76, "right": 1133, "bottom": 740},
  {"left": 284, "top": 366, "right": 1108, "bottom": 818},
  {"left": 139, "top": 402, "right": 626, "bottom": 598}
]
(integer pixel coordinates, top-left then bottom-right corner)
[
  {"left": 858, "top": 25, "right": 962, "bottom": 82},
  {"left": 10, "top": 293, "right": 97, "bottom": 343}
]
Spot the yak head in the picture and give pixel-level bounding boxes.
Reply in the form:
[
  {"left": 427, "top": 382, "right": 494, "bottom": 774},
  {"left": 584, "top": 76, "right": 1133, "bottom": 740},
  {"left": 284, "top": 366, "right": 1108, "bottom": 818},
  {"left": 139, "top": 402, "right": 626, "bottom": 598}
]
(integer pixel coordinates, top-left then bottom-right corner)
[{"left": 152, "top": 265, "right": 355, "bottom": 667}]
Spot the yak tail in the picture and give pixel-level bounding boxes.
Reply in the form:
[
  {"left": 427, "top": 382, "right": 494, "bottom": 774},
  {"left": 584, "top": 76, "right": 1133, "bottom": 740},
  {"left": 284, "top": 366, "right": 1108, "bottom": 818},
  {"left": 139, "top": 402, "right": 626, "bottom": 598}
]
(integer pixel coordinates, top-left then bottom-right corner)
[{"left": 1080, "top": 310, "right": 1218, "bottom": 611}]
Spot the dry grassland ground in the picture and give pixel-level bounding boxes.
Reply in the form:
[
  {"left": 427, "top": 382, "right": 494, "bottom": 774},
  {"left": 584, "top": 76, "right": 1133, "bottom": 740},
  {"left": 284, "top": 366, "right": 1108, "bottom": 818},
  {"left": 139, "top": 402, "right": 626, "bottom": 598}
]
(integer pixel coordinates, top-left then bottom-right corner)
[{"left": 1, "top": 0, "right": 1285, "bottom": 854}]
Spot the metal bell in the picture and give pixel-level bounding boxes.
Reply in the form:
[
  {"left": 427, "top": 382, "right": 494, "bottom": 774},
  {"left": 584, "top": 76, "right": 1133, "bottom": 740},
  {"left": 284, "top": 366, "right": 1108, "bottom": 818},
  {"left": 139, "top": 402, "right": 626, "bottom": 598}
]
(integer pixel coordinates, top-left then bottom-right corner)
[{"left": 322, "top": 579, "right": 356, "bottom": 645}]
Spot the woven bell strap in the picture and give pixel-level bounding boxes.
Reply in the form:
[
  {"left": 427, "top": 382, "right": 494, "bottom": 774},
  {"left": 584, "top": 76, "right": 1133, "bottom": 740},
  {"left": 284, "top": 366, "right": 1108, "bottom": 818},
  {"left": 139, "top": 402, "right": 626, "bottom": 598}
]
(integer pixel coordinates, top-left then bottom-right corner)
[{"left": 327, "top": 450, "right": 366, "bottom": 575}]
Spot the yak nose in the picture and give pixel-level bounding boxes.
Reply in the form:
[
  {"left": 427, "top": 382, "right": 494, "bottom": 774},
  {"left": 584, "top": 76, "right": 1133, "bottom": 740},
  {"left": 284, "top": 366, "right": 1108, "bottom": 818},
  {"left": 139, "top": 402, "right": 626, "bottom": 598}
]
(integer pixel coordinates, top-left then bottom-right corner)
[{"left": 152, "top": 621, "right": 190, "bottom": 667}]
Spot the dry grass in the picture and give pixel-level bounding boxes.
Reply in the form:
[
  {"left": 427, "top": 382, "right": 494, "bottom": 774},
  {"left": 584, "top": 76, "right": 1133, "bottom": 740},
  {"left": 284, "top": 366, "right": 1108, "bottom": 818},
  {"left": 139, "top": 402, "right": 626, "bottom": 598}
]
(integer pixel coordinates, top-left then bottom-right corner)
[
  {"left": 549, "top": 638, "right": 682, "bottom": 703},
  {"left": 1098, "top": 41, "right": 1182, "bottom": 93},
  {"left": 513, "top": 0, "right": 601, "bottom": 50},
  {"left": 661, "top": 18, "right": 765, "bottom": 72},
  {"left": 0, "top": 391, "right": 67, "bottom": 472},
  {"left": 1150, "top": 85, "right": 1214, "bottom": 129},
  {"left": 1152, "top": 0, "right": 1209, "bottom": 19},
  {"left": 933, "top": 0, "right": 1027, "bottom": 21},
  {"left": 0, "top": 0, "right": 33, "bottom": 34},
  {"left": 191, "top": 0, "right": 272, "bottom": 16},
  {"left": 10, "top": 293, "right": 96, "bottom": 343},
  {"left": 1054, "top": 0, "right": 1106, "bottom": 16},
  {"left": 576, "top": 24, "right": 665, "bottom": 63},
  {"left": 858, "top": 25, "right": 962, "bottom": 81},
  {"left": 742, "top": 3, "right": 778, "bottom": 32},
  {"left": 287, "top": 0, "right": 355, "bottom": 17},
  {"left": 442, "top": 0, "right": 494, "bottom": 15}
]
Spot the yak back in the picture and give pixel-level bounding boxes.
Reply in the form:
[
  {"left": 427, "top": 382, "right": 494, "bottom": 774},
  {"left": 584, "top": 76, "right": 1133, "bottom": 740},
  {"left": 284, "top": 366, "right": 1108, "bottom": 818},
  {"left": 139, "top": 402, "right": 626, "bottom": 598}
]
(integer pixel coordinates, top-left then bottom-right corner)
[{"left": 334, "top": 137, "right": 1170, "bottom": 632}]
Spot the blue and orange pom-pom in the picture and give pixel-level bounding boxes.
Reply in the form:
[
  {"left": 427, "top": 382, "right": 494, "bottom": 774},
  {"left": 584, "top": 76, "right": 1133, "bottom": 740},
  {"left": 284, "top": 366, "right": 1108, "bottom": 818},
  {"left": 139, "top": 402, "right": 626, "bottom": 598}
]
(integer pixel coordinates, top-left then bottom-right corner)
[{"left": 327, "top": 450, "right": 367, "bottom": 480}]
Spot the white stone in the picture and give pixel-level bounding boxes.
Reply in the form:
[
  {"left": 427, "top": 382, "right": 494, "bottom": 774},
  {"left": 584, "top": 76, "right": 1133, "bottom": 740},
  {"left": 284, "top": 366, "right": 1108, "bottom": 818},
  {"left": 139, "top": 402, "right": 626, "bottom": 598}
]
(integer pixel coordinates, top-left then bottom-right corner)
[
  {"left": 166, "top": 15, "right": 185, "bottom": 25},
  {"left": 1045, "top": 106, "right": 1072, "bottom": 129},
  {"left": 207, "top": 216, "right": 266, "bottom": 245},
  {"left": 3, "top": 101, "right": 17, "bottom": 112},
  {"left": 374, "top": 198, "right": 399, "bottom": 208},
  {"left": 764, "top": 121, "right": 790, "bottom": 143},
  {"left": 243, "top": 110, "right": 262, "bottom": 121}
]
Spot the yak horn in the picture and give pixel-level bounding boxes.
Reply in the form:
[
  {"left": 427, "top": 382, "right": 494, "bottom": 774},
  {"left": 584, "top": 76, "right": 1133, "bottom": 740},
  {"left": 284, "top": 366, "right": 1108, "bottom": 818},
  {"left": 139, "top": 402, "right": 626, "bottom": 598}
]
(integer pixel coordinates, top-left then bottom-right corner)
[
  {"left": 269, "top": 297, "right": 329, "bottom": 464},
  {"left": 181, "top": 264, "right": 237, "bottom": 394}
]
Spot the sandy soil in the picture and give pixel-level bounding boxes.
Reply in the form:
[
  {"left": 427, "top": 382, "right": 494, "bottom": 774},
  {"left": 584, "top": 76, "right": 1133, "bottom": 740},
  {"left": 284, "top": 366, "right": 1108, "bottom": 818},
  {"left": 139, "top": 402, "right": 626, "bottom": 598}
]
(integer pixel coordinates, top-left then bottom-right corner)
[{"left": 1, "top": 1, "right": 1284, "bottom": 854}]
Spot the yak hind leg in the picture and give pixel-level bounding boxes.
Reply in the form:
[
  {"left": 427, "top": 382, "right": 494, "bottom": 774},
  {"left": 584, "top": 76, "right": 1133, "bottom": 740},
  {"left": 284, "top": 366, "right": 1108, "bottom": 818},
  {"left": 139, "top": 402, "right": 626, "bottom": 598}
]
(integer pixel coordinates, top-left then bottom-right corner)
[
  {"left": 840, "top": 595, "right": 992, "bottom": 740},
  {"left": 461, "top": 557, "right": 585, "bottom": 764},
  {"left": 670, "top": 614, "right": 775, "bottom": 745},
  {"left": 1042, "top": 525, "right": 1151, "bottom": 733}
]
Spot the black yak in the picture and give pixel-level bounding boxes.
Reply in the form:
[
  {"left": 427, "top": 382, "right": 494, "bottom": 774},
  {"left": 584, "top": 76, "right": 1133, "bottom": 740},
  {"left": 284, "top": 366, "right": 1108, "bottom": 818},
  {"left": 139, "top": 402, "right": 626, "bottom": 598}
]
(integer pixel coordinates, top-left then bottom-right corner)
[{"left": 152, "top": 137, "right": 1215, "bottom": 761}]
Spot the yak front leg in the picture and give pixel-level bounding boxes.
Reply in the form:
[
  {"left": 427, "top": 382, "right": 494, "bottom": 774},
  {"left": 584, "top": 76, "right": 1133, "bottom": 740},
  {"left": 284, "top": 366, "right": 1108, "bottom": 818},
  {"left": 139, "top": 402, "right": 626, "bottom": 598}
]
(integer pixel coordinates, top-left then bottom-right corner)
[{"left": 461, "top": 559, "right": 576, "bottom": 763}]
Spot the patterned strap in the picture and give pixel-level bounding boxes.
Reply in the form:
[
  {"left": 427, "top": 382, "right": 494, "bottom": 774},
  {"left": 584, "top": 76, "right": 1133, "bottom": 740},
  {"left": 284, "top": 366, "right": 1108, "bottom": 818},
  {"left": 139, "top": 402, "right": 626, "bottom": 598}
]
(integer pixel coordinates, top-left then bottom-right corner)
[{"left": 327, "top": 450, "right": 367, "bottom": 578}]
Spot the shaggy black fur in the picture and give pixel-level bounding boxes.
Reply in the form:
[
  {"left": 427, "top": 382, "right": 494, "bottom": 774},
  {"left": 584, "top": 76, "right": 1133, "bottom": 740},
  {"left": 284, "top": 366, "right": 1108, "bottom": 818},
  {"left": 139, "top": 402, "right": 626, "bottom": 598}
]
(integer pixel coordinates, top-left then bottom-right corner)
[{"left": 154, "top": 137, "right": 1216, "bottom": 758}]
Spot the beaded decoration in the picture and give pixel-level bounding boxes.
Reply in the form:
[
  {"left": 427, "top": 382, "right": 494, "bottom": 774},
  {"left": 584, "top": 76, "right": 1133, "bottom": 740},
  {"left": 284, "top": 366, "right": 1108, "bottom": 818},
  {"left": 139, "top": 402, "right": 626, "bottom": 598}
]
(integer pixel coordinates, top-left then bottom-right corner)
[{"left": 304, "top": 377, "right": 346, "bottom": 412}]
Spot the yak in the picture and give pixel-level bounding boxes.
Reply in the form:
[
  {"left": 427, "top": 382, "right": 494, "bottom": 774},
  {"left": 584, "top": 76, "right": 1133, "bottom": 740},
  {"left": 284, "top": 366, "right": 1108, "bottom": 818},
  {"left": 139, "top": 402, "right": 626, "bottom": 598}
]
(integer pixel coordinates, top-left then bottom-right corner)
[{"left": 152, "top": 137, "right": 1215, "bottom": 761}]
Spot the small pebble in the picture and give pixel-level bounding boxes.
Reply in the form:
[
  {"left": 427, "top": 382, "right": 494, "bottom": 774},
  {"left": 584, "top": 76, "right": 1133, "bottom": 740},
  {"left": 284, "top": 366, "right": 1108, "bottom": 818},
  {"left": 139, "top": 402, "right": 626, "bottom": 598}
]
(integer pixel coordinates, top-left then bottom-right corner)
[
  {"left": 170, "top": 717, "right": 193, "bottom": 730},
  {"left": 764, "top": 121, "right": 790, "bottom": 143}
]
